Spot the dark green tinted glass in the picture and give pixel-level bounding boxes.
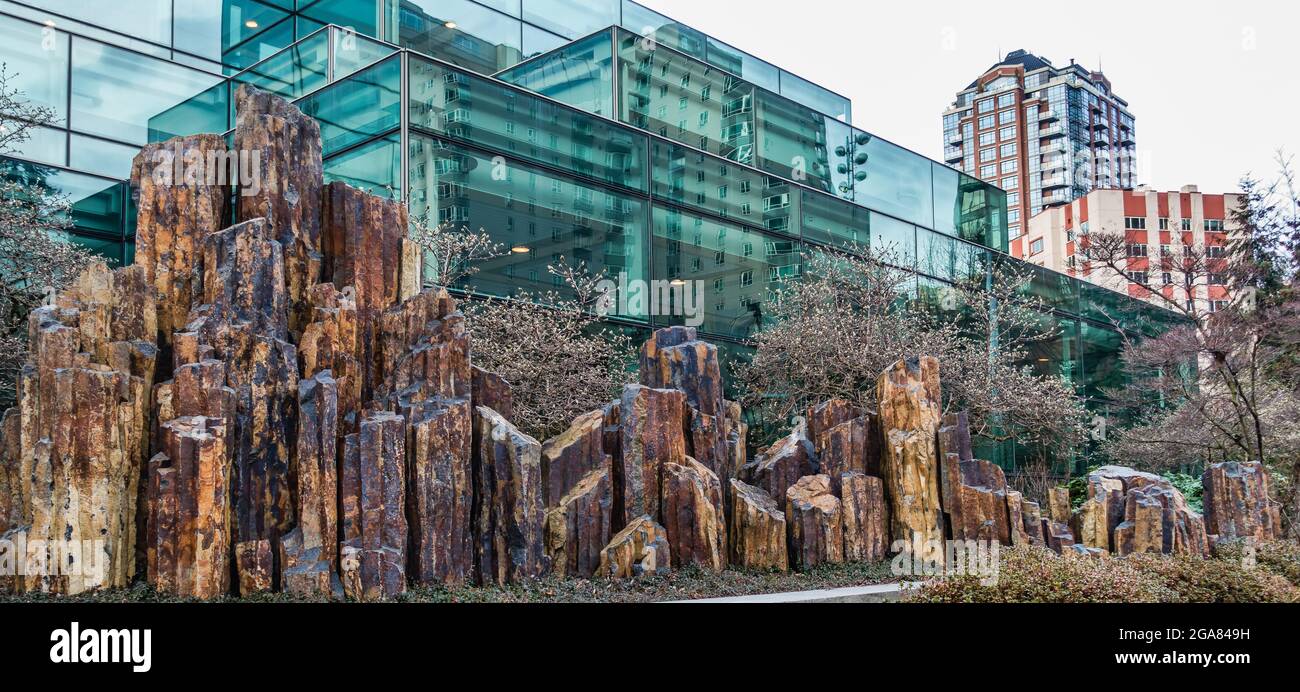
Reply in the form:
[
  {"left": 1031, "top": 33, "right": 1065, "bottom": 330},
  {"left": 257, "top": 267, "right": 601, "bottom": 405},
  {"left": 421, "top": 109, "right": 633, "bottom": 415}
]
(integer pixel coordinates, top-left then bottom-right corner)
[
  {"left": 650, "top": 139, "right": 796, "bottom": 234},
  {"left": 399, "top": 0, "right": 524, "bottom": 75},
  {"left": 300, "top": 55, "right": 401, "bottom": 156},
  {"left": 323, "top": 133, "right": 401, "bottom": 194},
  {"left": 496, "top": 30, "right": 614, "bottom": 117}
]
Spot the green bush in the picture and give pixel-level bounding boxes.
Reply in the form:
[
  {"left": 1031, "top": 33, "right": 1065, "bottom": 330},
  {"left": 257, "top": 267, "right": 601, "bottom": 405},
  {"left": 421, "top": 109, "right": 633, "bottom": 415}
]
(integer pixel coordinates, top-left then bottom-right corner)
[
  {"left": 1214, "top": 539, "right": 1300, "bottom": 586},
  {"left": 906, "top": 546, "right": 1177, "bottom": 603},
  {"left": 1127, "top": 552, "right": 1300, "bottom": 603}
]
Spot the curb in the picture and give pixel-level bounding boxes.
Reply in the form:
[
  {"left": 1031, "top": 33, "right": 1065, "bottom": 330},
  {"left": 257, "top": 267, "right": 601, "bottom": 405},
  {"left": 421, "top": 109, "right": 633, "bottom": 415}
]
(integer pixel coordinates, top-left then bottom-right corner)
[{"left": 662, "top": 581, "right": 919, "bottom": 603}]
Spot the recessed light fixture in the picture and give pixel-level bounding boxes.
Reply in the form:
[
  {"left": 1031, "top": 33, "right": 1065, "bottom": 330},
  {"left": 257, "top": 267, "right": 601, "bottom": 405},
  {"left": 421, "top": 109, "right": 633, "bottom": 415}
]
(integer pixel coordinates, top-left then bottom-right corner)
[
  {"left": 43, "top": 19, "right": 56, "bottom": 27},
  {"left": 245, "top": 20, "right": 259, "bottom": 29},
  {"left": 670, "top": 278, "right": 687, "bottom": 286},
  {"left": 511, "top": 245, "right": 531, "bottom": 254},
  {"left": 1037, "top": 358, "right": 1050, "bottom": 362},
  {"left": 444, "top": 21, "right": 458, "bottom": 29}
]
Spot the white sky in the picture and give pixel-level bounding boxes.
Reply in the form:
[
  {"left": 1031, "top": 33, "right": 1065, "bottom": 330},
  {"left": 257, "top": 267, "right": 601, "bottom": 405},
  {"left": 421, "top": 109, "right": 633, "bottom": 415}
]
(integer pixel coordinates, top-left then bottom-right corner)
[{"left": 641, "top": 0, "right": 1299, "bottom": 194}]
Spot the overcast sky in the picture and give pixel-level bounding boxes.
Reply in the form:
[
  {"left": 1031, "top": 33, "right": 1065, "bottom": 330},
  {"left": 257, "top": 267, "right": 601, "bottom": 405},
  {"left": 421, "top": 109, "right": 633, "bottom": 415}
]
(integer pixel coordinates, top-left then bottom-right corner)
[{"left": 641, "top": 0, "right": 1298, "bottom": 194}]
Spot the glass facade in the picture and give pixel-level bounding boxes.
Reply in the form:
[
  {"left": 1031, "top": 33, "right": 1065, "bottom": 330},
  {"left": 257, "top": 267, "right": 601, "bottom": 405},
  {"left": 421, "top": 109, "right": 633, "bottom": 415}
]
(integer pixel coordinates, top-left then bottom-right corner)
[{"left": 0, "top": 0, "right": 1186, "bottom": 473}]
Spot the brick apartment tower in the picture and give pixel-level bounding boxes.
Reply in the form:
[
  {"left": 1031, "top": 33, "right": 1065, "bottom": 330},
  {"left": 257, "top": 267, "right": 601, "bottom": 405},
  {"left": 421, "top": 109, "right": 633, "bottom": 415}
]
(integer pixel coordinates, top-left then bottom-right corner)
[
  {"left": 1025, "top": 186, "right": 1241, "bottom": 314},
  {"left": 942, "top": 49, "right": 1137, "bottom": 258}
]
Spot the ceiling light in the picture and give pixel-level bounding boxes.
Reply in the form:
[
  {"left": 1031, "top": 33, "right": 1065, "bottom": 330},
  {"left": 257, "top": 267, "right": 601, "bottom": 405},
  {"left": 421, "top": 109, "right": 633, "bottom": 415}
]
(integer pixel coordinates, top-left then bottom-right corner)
[
  {"left": 444, "top": 21, "right": 458, "bottom": 29},
  {"left": 511, "top": 245, "right": 531, "bottom": 254},
  {"left": 245, "top": 20, "right": 259, "bottom": 29},
  {"left": 43, "top": 19, "right": 56, "bottom": 27},
  {"left": 670, "top": 278, "right": 687, "bottom": 286}
]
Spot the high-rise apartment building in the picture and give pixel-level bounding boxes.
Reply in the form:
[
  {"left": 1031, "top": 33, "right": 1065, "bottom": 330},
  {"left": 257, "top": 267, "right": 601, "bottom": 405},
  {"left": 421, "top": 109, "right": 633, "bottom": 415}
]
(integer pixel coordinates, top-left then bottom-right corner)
[
  {"left": 1025, "top": 186, "right": 1239, "bottom": 315},
  {"left": 0, "top": 1, "right": 1185, "bottom": 469},
  {"left": 943, "top": 49, "right": 1138, "bottom": 259}
]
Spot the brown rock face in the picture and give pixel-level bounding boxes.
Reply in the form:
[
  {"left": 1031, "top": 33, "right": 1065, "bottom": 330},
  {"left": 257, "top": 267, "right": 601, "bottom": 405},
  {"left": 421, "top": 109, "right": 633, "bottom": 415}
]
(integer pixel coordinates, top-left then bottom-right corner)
[
  {"left": 234, "top": 85, "right": 324, "bottom": 335},
  {"left": 618, "top": 384, "right": 687, "bottom": 526},
  {"left": 130, "top": 134, "right": 231, "bottom": 361},
  {"left": 740, "top": 422, "right": 817, "bottom": 506},
  {"left": 0, "top": 410, "right": 19, "bottom": 531},
  {"left": 146, "top": 416, "right": 230, "bottom": 599},
  {"left": 235, "top": 540, "right": 272, "bottom": 594},
  {"left": 406, "top": 399, "right": 474, "bottom": 586},
  {"left": 943, "top": 456, "right": 1011, "bottom": 544},
  {"left": 545, "top": 466, "right": 613, "bottom": 578},
  {"left": 299, "top": 284, "right": 363, "bottom": 432},
  {"left": 638, "top": 326, "right": 725, "bottom": 421},
  {"left": 597, "top": 515, "right": 671, "bottom": 579},
  {"left": 542, "top": 409, "right": 609, "bottom": 507},
  {"left": 340, "top": 412, "right": 407, "bottom": 600},
  {"left": 660, "top": 458, "right": 727, "bottom": 571},
  {"left": 4, "top": 263, "right": 156, "bottom": 594},
  {"left": 283, "top": 371, "right": 339, "bottom": 597},
  {"left": 1047, "top": 486, "right": 1072, "bottom": 525},
  {"left": 1077, "top": 466, "right": 1208, "bottom": 557},
  {"left": 729, "top": 479, "right": 787, "bottom": 571},
  {"left": 1043, "top": 521, "right": 1075, "bottom": 554},
  {"left": 876, "top": 357, "right": 944, "bottom": 565},
  {"left": 1006, "top": 490, "right": 1029, "bottom": 546},
  {"left": 1202, "top": 461, "right": 1282, "bottom": 543},
  {"left": 471, "top": 366, "right": 513, "bottom": 422},
  {"left": 806, "top": 399, "right": 861, "bottom": 445},
  {"left": 473, "top": 406, "right": 548, "bottom": 585},
  {"left": 380, "top": 288, "right": 470, "bottom": 409},
  {"left": 840, "top": 472, "right": 889, "bottom": 562},
  {"left": 721, "top": 400, "right": 749, "bottom": 487},
  {"left": 323, "top": 182, "right": 410, "bottom": 400},
  {"left": 1021, "top": 499, "right": 1046, "bottom": 546},
  {"left": 785, "top": 475, "right": 844, "bottom": 569}
]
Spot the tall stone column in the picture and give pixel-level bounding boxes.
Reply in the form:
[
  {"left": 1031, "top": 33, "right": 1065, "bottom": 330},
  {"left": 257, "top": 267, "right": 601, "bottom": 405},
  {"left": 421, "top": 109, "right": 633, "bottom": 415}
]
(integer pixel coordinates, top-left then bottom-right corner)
[{"left": 876, "top": 357, "right": 944, "bottom": 566}]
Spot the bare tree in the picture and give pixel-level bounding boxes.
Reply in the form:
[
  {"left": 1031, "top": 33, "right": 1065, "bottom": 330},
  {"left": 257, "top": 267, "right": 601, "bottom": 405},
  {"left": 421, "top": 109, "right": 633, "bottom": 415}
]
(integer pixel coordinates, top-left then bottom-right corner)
[
  {"left": 0, "top": 67, "right": 94, "bottom": 405},
  {"left": 736, "top": 243, "right": 1089, "bottom": 463},
  {"left": 462, "top": 258, "right": 636, "bottom": 441},
  {"left": 407, "top": 211, "right": 507, "bottom": 288}
]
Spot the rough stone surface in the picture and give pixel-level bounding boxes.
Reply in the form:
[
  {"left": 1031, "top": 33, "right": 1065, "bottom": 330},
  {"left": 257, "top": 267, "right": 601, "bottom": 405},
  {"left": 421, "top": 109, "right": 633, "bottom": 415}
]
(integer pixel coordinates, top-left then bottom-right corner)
[
  {"left": 1078, "top": 466, "right": 1208, "bottom": 557},
  {"left": 785, "top": 475, "right": 844, "bottom": 570},
  {"left": 1048, "top": 486, "right": 1072, "bottom": 525},
  {"left": 234, "top": 85, "right": 324, "bottom": 335},
  {"left": 617, "top": 384, "right": 687, "bottom": 526},
  {"left": 740, "top": 422, "right": 817, "bottom": 507},
  {"left": 473, "top": 406, "right": 547, "bottom": 585},
  {"left": 130, "top": 134, "right": 231, "bottom": 361},
  {"left": 544, "top": 466, "right": 613, "bottom": 578},
  {"left": 660, "top": 457, "right": 727, "bottom": 571},
  {"left": 299, "top": 283, "right": 363, "bottom": 432},
  {"left": 284, "top": 371, "right": 339, "bottom": 597},
  {"left": 340, "top": 412, "right": 407, "bottom": 600},
  {"left": 146, "top": 416, "right": 230, "bottom": 599},
  {"left": 406, "top": 399, "right": 473, "bottom": 586},
  {"left": 728, "top": 479, "right": 787, "bottom": 571},
  {"left": 1043, "top": 520, "right": 1075, "bottom": 554},
  {"left": 1021, "top": 498, "right": 1046, "bottom": 546},
  {"left": 876, "top": 357, "right": 944, "bottom": 565},
  {"left": 597, "top": 515, "right": 671, "bottom": 579},
  {"left": 840, "top": 472, "right": 889, "bottom": 562},
  {"left": 1202, "top": 461, "right": 1282, "bottom": 543},
  {"left": 542, "top": 409, "right": 608, "bottom": 507},
  {"left": 235, "top": 539, "right": 272, "bottom": 595},
  {"left": 471, "top": 365, "right": 513, "bottom": 423},
  {"left": 1006, "top": 490, "right": 1030, "bottom": 546}
]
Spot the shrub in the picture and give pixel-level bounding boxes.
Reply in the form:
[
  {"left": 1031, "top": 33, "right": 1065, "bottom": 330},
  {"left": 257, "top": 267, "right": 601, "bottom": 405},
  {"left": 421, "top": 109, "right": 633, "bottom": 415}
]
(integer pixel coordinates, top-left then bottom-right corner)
[
  {"left": 1213, "top": 539, "right": 1300, "bottom": 586},
  {"left": 1127, "top": 552, "right": 1300, "bottom": 603},
  {"left": 906, "top": 545, "right": 1177, "bottom": 603}
]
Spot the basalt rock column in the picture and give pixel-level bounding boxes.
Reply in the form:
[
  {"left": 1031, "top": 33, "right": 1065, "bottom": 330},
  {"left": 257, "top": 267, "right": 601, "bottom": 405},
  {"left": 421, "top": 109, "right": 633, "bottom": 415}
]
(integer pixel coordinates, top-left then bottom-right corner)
[
  {"left": 146, "top": 416, "right": 230, "bottom": 598},
  {"left": 542, "top": 409, "right": 609, "bottom": 506},
  {"left": 545, "top": 466, "right": 613, "bottom": 578},
  {"left": 299, "top": 284, "right": 362, "bottom": 432},
  {"left": 0, "top": 411, "right": 19, "bottom": 531},
  {"left": 660, "top": 458, "right": 727, "bottom": 571},
  {"left": 740, "top": 422, "right": 817, "bottom": 506},
  {"left": 1202, "top": 461, "right": 1282, "bottom": 543},
  {"left": 1021, "top": 499, "right": 1046, "bottom": 546},
  {"left": 234, "top": 85, "right": 323, "bottom": 335},
  {"left": 340, "top": 412, "right": 407, "bottom": 600},
  {"left": 471, "top": 366, "right": 513, "bottom": 422},
  {"left": 281, "top": 371, "right": 340, "bottom": 597},
  {"left": 130, "top": 134, "right": 231, "bottom": 361},
  {"left": 473, "top": 406, "right": 548, "bottom": 585},
  {"left": 1048, "top": 487, "right": 1072, "bottom": 525},
  {"left": 4, "top": 262, "right": 156, "bottom": 594},
  {"left": 785, "top": 475, "right": 844, "bottom": 569},
  {"left": 638, "top": 327, "right": 727, "bottom": 477},
  {"left": 876, "top": 357, "right": 944, "bottom": 565},
  {"left": 729, "top": 479, "right": 787, "bottom": 571},
  {"left": 841, "top": 472, "right": 889, "bottom": 562},
  {"left": 618, "top": 384, "right": 687, "bottom": 526},
  {"left": 597, "top": 515, "right": 671, "bottom": 579}
]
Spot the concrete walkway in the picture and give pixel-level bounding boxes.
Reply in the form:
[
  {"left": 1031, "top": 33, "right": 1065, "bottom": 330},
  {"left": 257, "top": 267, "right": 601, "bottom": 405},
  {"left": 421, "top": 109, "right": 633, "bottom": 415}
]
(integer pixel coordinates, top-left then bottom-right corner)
[{"left": 663, "top": 582, "right": 917, "bottom": 603}]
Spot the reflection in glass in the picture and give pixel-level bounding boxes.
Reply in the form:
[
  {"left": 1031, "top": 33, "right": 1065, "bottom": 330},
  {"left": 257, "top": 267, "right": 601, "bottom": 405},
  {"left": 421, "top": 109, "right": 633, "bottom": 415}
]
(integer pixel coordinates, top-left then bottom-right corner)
[{"left": 398, "top": 0, "right": 523, "bottom": 75}]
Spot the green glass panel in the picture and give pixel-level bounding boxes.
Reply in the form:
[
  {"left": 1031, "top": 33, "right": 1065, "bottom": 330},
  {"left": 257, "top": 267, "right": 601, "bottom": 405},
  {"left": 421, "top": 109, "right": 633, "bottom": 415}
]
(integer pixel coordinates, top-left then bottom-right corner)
[
  {"left": 848, "top": 135, "right": 934, "bottom": 230},
  {"left": 650, "top": 204, "right": 798, "bottom": 339},
  {"left": 71, "top": 38, "right": 224, "bottom": 145},
  {"left": 0, "top": 158, "right": 126, "bottom": 238},
  {"left": 617, "top": 29, "right": 756, "bottom": 166},
  {"left": 705, "top": 37, "right": 779, "bottom": 93},
  {"left": 65, "top": 232, "right": 126, "bottom": 266},
  {"left": 0, "top": 15, "right": 69, "bottom": 124},
  {"left": 148, "top": 80, "right": 230, "bottom": 143},
  {"left": 231, "top": 25, "right": 329, "bottom": 100},
  {"left": 523, "top": 0, "right": 618, "bottom": 39},
  {"left": 777, "top": 70, "right": 850, "bottom": 123},
  {"left": 754, "top": 89, "right": 844, "bottom": 196},
  {"left": 917, "top": 226, "right": 988, "bottom": 284},
  {"left": 398, "top": 0, "right": 523, "bottom": 75},
  {"left": 174, "top": 0, "right": 291, "bottom": 62},
  {"left": 933, "top": 161, "right": 1006, "bottom": 249},
  {"left": 650, "top": 139, "right": 797, "bottom": 234},
  {"left": 477, "top": 0, "right": 522, "bottom": 17},
  {"left": 11, "top": 126, "right": 67, "bottom": 168},
  {"left": 409, "top": 56, "right": 647, "bottom": 191},
  {"left": 870, "top": 213, "right": 915, "bottom": 269},
  {"left": 620, "top": 1, "right": 706, "bottom": 60},
  {"left": 69, "top": 134, "right": 139, "bottom": 179},
  {"left": 1020, "top": 313, "right": 1081, "bottom": 385},
  {"left": 28, "top": 0, "right": 171, "bottom": 45},
  {"left": 998, "top": 254, "right": 1078, "bottom": 313},
  {"left": 800, "top": 189, "right": 867, "bottom": 249},
  {"left": 496, "top": 30, "right": 614, "bottom": 117},
  {"left": 323, "top": 133, "right": 400, "bottom": 194},
  {"left": 1081, "top": 320, "right": 1126, "bottom": 400},
  {"left": 298, "top": 0, "right": 383, "bottom": 40},
  {"left": 300, "top": 55, "right": 401, "bottom": 156},
  {"left": 223, "top": 14, "right": 297, "bottom": 73},
  {"left": 1079, "top": 280, "right": 1141, "bottom": 326},
  {"left": 408, "top": 135, "right": 646, "bottom": 317},
  {"left": 333, "top": 25, "right": 398, "bottom": 80},
  {"left": 521, "top": 25, "right": 569, "bottom": 62}
]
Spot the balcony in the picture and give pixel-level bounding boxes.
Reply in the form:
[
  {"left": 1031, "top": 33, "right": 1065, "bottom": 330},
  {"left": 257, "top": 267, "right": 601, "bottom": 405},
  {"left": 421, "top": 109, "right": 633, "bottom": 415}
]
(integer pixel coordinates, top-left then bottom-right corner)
[
  {"left": 944, "top": 147, "right": 963, "bottom": 164},
  {"left": 1119, "top": 129, "right": 1135, "bottom": 145},
  {"left": 1042, "top": 157, "right": 1067, "bottom": 172},
  {"left": 1039, "top": 108, "right": 1059, "bottom": 122},
  {"left": 1038, "top": 123, "right": 1064, "bottom": 138},
  {"left": 1043, "top": 190, "right": 1070, "bottom": 206},
  {"left": 1041, "top": 174, "right": 1068, "bottom": 189},
  {"left": 946, "top": 130, "right": 964, "bottom": 146},
  {"left": 1092, "top": 121, "right": 1109, "bottom": 132}
]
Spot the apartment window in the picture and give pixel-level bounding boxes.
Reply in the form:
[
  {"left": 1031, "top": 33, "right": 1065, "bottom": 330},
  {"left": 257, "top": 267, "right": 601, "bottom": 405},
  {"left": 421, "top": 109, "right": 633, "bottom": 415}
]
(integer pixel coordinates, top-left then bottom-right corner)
[
  {"left": 1160, "top": 244, "right": 1171, "bottom": 257},
  {"left": 1080, "top": 221, "right": 1090, "bottom": 235},
  {"left": 1001, "top": 176, "right": 1019, "bottom": 190},
  {"left": 980, "top": 147, "right": 997, "bottom": 162},
  {"left": 1211, "top": 300, "right": 1229, "bottom": 312},
  {"left": 979, "top": 132, "right": 995, "bottom": 146},
  {"left": 1006, "top": 192, "right": 1019, "bottom": 206},
  {"left": 979, "top": 98, "right": 994, "bottom": 113},
  {"left": 1158, "top": 217, "right": 1170, "bottom": 230},
  {"left": 1000, "top": 143, "right": 1017, "bottom": 157},
  {"left": 999, "top": 125, "right": 1016, "bottom": 141},
  {"left": 978, "top": 115, "right": 995, "bottom": 130},
  {"left": 1008, "top": 224, "right": 1021, "bottom": 239},
  {"left": 1204, "top": 219, "right": 1225, "bottom": 231},
  {"left": 1029, "top": 238, "right": 1044, "bottom": 255},
  {"left": 1162, "top": 272, "right": 1173, "bottom": 285},
  {"left": 1008, "top": 209, "right": 1020, "bottom": 222},
  {"left": 1000, "top": 160, "right": 1018, "bottom": 173},
  {"left": 1181, "top": 218, "right": 1192, "bottom": 230},
  {"left": 1124, "top": 216, "right": 1147, "bottom": 230},
  {"left": 999, "top": 109, "right": 1016, "bottom": 124},
  {"left": 1126, "top": 243, "right": 1147, "bottom": 257},
  {"left": 980, "top": 164, "right": 997, "bottom": 178},
  {"left": 1206, "top": 245, "right": 1227, "bottom": 258},
  {"left": 1207, "top": 273, "right": 1227, "bottom": 285},
  {"left": 1127, "top": 271, "right": 1149, "bottom": 285},
  {"left": 997, "top": 92, "right": 1015, "bottom": 108}
]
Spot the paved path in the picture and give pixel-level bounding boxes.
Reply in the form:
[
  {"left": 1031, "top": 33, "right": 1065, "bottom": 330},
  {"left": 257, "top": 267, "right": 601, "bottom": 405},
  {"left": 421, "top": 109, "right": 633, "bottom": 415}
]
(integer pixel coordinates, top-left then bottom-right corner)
[{"left": 663, "top": 582, "right": 918, "bottom": 603}]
